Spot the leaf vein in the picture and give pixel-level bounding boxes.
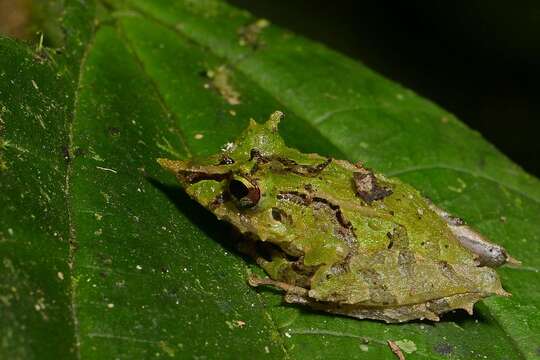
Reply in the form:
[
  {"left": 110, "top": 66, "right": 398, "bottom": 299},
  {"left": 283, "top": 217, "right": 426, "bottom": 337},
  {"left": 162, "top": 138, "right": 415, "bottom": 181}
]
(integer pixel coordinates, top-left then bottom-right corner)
[
  {"left": 66, "top": 25, "right": 99, "bottom": 360},
  {"left": 115, "top": 21, "right": 192, "bottom": 159}
]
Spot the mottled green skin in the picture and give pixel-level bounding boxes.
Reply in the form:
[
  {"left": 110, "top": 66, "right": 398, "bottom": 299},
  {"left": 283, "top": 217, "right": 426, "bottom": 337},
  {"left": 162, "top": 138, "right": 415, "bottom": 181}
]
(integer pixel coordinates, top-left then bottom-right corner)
[{"left": 159, "top": 112, "right": 506, "bottom": 322}]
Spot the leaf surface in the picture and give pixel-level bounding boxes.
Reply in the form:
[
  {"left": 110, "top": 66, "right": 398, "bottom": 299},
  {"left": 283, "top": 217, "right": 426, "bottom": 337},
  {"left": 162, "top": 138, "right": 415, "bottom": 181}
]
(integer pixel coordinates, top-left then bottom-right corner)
[{"left": 1, "top": 0, "right": 539, "bottom": 359}]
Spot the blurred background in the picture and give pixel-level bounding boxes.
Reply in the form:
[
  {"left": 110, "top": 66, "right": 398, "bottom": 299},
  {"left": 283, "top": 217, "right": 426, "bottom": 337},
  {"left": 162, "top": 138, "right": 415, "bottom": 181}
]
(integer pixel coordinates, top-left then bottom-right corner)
[{"left": 1, "top": 0, "right": 539, "bottom": 176}]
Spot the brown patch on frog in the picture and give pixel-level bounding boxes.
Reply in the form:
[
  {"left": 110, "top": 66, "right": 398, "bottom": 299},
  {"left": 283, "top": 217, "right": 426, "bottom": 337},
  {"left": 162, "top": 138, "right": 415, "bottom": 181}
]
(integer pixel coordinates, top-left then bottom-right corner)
[
  {"left": 304, "top": 183, "right": 315, "bottom": 192},
  {"left": 271, "top": 207, "right": 293, "bottom": 225},
  {"left": 209, "top": 191, "right": 231, "bottom": 210},
  {"left": 437, "top": 261, "right": 461, "bottom": 282},
  {"left": 426, "top": 298, "right": 451, "bottom": 314},
  {"left": 359, "top": 268, "right": 397, "bottom": 305},
  {"left": 353, "top": 169, "right": 393, "bottom": 203},
  {"left": 386, "top": 225, "right": 409, "bottom": 249},
  {"left": 277, "top": 191, "right": 357, "bottom": 249},
  {"left": 250, "top": 148, "right": 332, "bottom": 177},
  {"left": 204, "top": 65, "right": 241, "bottom": 105},
  {"left": 177, "top": 170, "right": 230, "bottom": 184},
  {"left": 237, "top": 18, "right": 270, "bottom": 49}
]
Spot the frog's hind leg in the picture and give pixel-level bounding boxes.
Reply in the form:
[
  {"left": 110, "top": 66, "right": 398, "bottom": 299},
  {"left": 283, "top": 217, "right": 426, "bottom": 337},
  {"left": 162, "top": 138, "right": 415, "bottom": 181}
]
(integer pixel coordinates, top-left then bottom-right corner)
[
  {"left": 248, "top": 276, "right": 309, "bottom": 297},
  {"left": 427, "top": 201, "right": 519, "bottom": 267}
]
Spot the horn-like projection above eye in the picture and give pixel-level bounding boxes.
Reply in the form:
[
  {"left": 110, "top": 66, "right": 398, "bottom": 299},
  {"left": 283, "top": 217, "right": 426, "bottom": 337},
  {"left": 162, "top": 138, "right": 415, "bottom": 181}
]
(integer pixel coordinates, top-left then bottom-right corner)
[{"left": 229, "top": 176, "right": 260, "bottom": 208}]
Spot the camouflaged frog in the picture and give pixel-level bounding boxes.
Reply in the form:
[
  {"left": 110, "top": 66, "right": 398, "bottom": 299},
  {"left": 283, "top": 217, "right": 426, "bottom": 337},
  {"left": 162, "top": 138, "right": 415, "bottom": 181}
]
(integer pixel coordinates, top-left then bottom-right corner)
[{"left": 158, "top": 111, "right": 515, "bottom": 323}]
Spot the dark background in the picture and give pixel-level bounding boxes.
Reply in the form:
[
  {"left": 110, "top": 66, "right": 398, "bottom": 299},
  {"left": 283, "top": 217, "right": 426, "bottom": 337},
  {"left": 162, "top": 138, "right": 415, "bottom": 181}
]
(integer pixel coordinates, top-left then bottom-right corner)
[{"left": 229, "top": 0, "right": 540, "bottom": 177}]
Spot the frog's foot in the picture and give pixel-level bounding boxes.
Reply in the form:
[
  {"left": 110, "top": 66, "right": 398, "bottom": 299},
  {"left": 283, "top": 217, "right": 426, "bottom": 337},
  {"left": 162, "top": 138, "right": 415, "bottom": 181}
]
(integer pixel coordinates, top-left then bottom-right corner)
[{"left": 248, "top": 276, "right": 309, "bottom": 297}]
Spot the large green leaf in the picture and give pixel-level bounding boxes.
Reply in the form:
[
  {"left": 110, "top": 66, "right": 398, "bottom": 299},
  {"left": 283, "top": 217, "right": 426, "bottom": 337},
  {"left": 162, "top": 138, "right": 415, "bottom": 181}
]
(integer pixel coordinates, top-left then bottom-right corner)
[{"left": 1, "top": 0, "right": 539, "bottom": 358}]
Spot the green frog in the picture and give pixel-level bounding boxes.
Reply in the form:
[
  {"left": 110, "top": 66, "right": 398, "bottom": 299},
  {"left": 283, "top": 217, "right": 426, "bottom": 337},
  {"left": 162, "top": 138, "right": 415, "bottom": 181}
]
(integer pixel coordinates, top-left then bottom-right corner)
[{"left": 158, "top": 111, "right": 514, "bottom": 323}]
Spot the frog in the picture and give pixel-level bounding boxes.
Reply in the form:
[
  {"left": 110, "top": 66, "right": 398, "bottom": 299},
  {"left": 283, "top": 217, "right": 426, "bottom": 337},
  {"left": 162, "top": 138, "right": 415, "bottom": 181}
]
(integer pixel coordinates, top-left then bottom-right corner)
[{"left": 158, "top": 111, "right": 516, "bottom": 323}]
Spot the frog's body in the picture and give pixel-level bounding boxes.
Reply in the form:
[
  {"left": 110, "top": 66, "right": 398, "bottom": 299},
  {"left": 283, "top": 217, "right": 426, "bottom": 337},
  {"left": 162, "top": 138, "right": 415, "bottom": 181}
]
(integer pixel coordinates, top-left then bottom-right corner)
[{"left": 159, "top": 111, "right": 511, "bottom": 323}]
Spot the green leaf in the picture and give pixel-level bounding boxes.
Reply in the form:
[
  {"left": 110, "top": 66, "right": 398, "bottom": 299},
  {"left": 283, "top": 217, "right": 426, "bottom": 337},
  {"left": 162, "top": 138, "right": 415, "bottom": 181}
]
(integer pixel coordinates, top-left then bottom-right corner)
[{"left": 1, "top": 0, "right": 539, "bottom": 359}]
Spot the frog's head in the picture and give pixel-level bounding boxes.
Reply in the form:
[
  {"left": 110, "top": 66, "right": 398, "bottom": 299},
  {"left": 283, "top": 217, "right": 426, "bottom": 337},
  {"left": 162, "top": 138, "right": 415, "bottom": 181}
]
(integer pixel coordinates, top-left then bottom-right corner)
[{"left": 157, "top": 111, "right": 290, "bottom": 210}]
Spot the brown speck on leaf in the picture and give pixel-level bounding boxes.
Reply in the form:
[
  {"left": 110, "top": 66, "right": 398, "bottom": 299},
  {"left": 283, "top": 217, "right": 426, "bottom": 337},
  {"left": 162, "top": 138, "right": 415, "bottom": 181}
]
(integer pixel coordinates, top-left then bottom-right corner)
[
  {"left": 61, "top": 145, "right": 70, "bottom": 163},
  {"left": 434, "top": 342, "right": 453, "bottom": 356},
  {"left": 237, "top": 18, "right": 270, "bottom": 49},
  {"left": 387, "top": 340, "right": 405, "bottom": 360},
  {"left": 108, "top": 126, "right": 120, "bottom": 136}
]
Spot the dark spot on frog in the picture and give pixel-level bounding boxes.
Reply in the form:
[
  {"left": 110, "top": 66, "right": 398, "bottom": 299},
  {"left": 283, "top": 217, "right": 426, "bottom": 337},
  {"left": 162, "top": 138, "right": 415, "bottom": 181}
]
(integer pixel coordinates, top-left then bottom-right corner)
[
  {"left": 434, "top": 342, "right": 454, "bottom": 356},
  {"left": 218, "top": 155, "right": 235, "bottom": 165},
  {"left": 386, "top": 226, "right": 410, "bottom": 252},
  {"left": 179, "top": 170, "right": 229, "bottom": 184},
  {"left": 387, "top": 240, "right": 394, "bottom": 249},
  {"left": 108, "top": 126, "right": 120, "bottom": 137},
  {"left": 249, "top": 148, "right": 267, "bottom": 163},
  {"left": 250, "top": 148, "right": 331, "bottom": 176},
  {"left": 60, "top": 145, "right": 70, "bottom": 164},
  {"left": 353, "top": 170, "right": 393, "bottom": 203},
  {"left": 209, "top": 192, "right": 230, "bottom": 210},
  {"left": 229, "top": 178, "right": 261, "bottom": 207},
  {"left": 271, "top": 207, "right": 284, "bottom": 222}
]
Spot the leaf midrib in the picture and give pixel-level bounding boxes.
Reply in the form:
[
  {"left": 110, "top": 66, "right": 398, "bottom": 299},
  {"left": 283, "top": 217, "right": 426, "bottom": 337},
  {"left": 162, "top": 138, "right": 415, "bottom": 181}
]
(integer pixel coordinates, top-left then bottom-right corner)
[{"left": 65, "top": 21, "right": 98, "bottom": 360}]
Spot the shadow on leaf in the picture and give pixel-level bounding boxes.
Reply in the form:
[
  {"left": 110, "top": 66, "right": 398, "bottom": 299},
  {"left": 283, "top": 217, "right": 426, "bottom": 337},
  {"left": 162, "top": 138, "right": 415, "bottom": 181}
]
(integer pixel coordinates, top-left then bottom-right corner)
[{"left": 147, "top": 177, "right": 255, "bottom": 264}]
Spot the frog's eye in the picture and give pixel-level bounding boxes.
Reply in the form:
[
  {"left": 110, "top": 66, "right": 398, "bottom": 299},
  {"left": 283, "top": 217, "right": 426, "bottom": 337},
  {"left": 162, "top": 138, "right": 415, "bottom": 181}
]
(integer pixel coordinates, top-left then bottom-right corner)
[{"left": 229, "top": 176, "right": 260, "bottom": 208}]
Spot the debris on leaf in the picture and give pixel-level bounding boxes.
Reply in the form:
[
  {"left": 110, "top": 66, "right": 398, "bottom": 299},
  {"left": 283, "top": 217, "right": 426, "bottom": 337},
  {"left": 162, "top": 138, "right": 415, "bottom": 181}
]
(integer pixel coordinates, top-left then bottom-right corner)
[
  {"left": 225, "top": 319, "right": 246, "bottom": 329},
  {"left": 233, "top": 320, "right": 246, "bottom": 328},
  {"left": 204, "top": 65, "right": 241, "bottom": 105},
  {"left": 387, "top": 340, "right": 405, "bottom": 360},
  {"left": 394, "top": 339, "right": 417, "bottom": 354},
  {"left": 238, "top": 18, "right": 270, "bottom": 48}
]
